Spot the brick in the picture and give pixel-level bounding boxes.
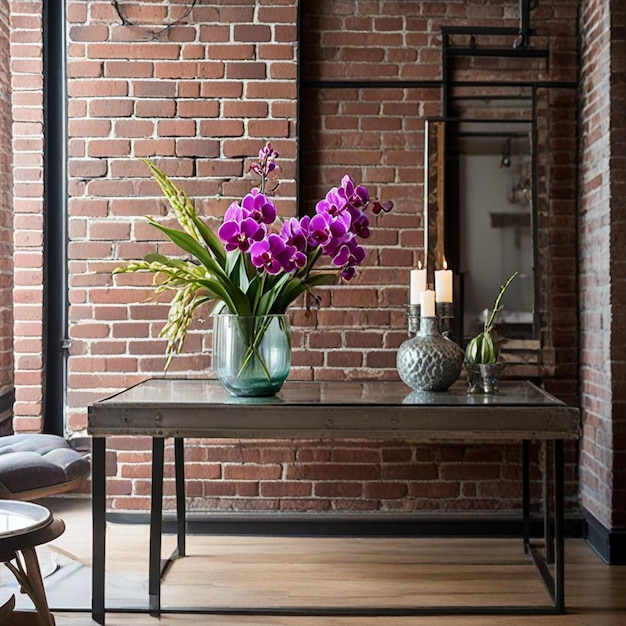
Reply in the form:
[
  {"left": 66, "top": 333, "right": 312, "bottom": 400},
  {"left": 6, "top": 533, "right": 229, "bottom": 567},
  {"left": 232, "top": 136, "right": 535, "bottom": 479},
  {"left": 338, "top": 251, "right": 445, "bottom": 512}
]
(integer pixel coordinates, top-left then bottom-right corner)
[
  {"left": 209, "top": 44, "right": 255, "bottom": 61},
  {"left": 114, "top": 120, "right": 155, "bottom": 138},
  {"left": 177, "top": 100, "right": 219, "bottom": 119},
  {"left": 234, "top": 25, "right": 272, "bottom": 43},
  {"left": 248, "top": 120, "right": 290, "bottom": 138},
  {"left": 223, "top": 101, "right": 269, "bottom": 119},
  {"left": 199, "top": 120, "right": 245, "bottom": 138},
  {"left": 135, "top": 100, "right": 176, "bottom": 118},
  {"left": 156, "top": 120, "right": 196, "bottom": 137},
  {"left": 201, "top": 81, "right": 243, "bottom": 98},
  {"left": 176, "top": 139, "right": 220, "bottom": 158},
  {"left": 104, "top": 60, "right": 154, "bottom": 78},
  {"left": 226, "top": 62, "right": 267, "bottom": 79}
]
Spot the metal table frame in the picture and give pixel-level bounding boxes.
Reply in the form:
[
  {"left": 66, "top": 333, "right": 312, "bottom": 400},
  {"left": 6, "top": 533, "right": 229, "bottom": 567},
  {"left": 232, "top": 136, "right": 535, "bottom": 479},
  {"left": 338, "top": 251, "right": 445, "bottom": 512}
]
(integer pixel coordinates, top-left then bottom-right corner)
[{"left": 88, "top": 379, "right": 580, "bottom": 625}]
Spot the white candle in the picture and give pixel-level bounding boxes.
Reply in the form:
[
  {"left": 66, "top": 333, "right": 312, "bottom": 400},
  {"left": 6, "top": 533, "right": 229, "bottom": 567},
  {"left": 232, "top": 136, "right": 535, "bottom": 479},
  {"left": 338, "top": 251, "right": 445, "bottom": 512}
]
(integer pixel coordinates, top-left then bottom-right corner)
[
  {"left": 420, "top": 289, "right": 436, "bottom": 317},
  {"left": 409, "top": 263, "right": 427, "bottom": 305},
  {"left": 435, "top": 261, "right": 453, "bottom": 303}
]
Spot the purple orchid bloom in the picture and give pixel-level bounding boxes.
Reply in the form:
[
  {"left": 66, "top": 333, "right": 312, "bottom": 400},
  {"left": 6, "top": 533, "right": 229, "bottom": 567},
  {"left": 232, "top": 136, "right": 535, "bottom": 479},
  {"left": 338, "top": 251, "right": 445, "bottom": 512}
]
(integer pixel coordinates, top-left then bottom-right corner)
[
  {"left": 331, "top": 236, "right": 366, "bottom": 281},
  {"left": 304, "top": 213, "right": 332, "bottom": 248},
  {"left": 218, "top": 200, "right": 266, "bottom": 252},
  {"left": 280, "top": 245, "right": 307, "bottom": 273},
  {"left": 331, "top": 235, "right": 364, "bottom": 267},
  {"left": 320, "top": 213, "right": 352, "bottom": 258},
  {"left": 280, "top": 217, "right": 308, "bottom": 253},
  {"left": 371, "top": 200, "right": 393, "bottom": 214},
  {"left": 250, "top": 234, "right": 294, "bottom": 275},
  {"left": 341, "top": 265, "right": 357, "bottom": 281},
  {"left": 250, "top": 142, "right": 280, "bottom": 182},
  {"left": 240, "top": 189, "right": 277, "bottom": 225},
  {"left": 340, "top": 174, "right": 369, "bottom": 210},
  {"left": 315, "top": 187, "right": 349, "bottom": 219},
  {"left": 218, "top": 216, "right": 265, "bottom": 252},
  {"left": 350, "top": 212, "right": 370, "bottom": 239},
  {"left": 222, "top": 200, "right": 245, "bottom": 223}
]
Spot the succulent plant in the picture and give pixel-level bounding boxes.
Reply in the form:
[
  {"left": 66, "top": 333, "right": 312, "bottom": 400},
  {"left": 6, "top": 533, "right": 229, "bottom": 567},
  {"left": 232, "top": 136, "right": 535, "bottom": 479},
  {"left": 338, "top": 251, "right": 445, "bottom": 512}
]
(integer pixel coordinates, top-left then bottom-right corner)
[{"left": 464, "top": 272, "right": 518, "bottom": 365}]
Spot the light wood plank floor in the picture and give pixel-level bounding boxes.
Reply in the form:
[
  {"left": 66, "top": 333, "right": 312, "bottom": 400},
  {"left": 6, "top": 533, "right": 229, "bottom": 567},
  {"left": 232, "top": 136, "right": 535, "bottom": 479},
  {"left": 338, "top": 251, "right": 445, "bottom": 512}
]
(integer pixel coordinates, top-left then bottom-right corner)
[{"left": 19, "top": 498, "right": 626, "bottom": 625}]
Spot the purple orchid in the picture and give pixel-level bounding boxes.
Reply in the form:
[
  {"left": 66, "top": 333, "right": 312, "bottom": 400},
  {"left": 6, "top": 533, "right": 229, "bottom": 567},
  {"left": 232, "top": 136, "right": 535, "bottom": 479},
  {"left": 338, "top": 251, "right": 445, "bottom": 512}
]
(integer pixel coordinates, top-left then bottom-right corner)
[
  {"left": 206, "top": 145, "right": 396, "bottom": 293},
  {"left": 350, "top": 212, "right": 370, "bottom": 239},
  {"left": 315, "top": 186, "right": 348, "bottom": 219},
  {"left": 340, "top": 174, "right": 369, "bottom": 210},
  {"left": 280, "top": 244, "right": 307, "bottom": 273},
  {"left": 240, "top": 189, "right": 277, "bottom": 224},
  {"left": 280, "top": 217, "right": 308, "bottom": 253},
  {"left": 371, "top": 200, "right": 393, "bottom": 214},
  {"left": 217, "top": 200, "right": 266, "bottom": 252},
  {"left": 218, "top": 217, "right": 265, "bottom": 252},
  {"left": 302, "top": 213, "right": 332, "bottom": 248},
  {"left": 250, "top": 143, "right": 280, "bottom": 193},
  {"left": 250, "top": 233, "right": 296, "bottom": 275},
  {"left": 331, "top": 236, "right": 366, "bottom": 281}
]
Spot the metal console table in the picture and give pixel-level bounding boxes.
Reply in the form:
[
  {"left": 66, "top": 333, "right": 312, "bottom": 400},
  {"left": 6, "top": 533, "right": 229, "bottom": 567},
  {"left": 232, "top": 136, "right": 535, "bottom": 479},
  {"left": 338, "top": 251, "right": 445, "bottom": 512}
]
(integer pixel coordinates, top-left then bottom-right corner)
[{"left": 88, "top": 379, "right": 580, "bottom": 624}]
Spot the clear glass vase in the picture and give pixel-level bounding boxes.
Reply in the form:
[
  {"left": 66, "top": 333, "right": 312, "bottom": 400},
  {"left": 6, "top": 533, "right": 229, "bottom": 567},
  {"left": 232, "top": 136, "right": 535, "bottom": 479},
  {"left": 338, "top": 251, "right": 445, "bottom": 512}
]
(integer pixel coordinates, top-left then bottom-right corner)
[{"left": 212, "top": 314, "right": 291, "bottom": 397}]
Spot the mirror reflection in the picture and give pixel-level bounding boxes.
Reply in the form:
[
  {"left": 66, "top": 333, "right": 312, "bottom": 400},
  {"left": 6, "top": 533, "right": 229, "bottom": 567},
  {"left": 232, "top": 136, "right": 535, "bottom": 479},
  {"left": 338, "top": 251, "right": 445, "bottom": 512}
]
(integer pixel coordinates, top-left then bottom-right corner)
[
  {"left": 455, "top": 120, "right": 534, "bottom": 341},
  {"left": 425, "top": 108, "right": 540, "bottom": 374}
]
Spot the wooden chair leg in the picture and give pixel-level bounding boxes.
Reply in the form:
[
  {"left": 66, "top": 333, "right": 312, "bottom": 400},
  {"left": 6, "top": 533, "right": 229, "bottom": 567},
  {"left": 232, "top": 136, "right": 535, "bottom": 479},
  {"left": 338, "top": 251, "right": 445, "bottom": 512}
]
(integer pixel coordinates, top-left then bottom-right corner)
[
  {"left": 4, "top": 548, "right": 55, "bottom": 626},
  {"left": 0, "top": 591, "right": 16, "bottom": 619},
  {"left": 22, "top": 548, "right": 55, "bottom": 626}
]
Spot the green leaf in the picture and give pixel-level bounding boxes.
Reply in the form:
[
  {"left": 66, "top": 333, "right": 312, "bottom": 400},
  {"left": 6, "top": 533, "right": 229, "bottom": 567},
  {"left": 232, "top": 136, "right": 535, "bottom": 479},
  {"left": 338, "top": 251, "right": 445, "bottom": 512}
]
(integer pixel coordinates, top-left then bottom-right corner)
[
  {"left": 190, "top": 212, "right": 227, "bottom": 266},
  {"left": 480, "top": 333, "right": 496, "bottom": 364},
  {"left": 143, "top": 253, "right": 169, "bottom": 264},
  {"left": 147, "top": 218, "right": 218, "bottom": 270},
  {"left": 147, "top": 220, "right": 251, "bottom": 315},
  {"left": 256, "top": 273, "right": 292, "bottom": 315},
  {"left": 465, "top": 335, "right": 480, "bottom": 364},
  {"left": 271, "top": 273, "right": 336, "bottom": 313}
]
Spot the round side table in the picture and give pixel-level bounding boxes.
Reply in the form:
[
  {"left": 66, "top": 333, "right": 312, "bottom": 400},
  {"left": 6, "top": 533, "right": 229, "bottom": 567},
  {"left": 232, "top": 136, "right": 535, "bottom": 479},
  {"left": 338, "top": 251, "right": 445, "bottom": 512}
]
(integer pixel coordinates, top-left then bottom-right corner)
[{"left": 0, "top": 500, "right": 65, "bottom": 626}]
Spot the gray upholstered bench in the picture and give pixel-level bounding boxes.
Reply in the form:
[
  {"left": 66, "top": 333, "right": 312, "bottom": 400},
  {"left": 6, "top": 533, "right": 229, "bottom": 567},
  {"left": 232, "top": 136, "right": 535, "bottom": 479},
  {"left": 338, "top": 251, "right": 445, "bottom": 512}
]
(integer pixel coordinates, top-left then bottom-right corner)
[{"left": 0, "top": 434, "right": 90, "bottom": 500}]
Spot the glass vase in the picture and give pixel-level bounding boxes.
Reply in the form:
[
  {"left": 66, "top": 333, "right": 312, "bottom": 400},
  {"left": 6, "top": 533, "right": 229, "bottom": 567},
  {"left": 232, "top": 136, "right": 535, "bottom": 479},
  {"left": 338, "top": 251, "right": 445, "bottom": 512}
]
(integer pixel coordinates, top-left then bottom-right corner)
[
  {"left": 213, "top": 314, "right": 291, "bottom": 397},
  {"left": 396, "top": 316, "right": 464, "bottom": 392}
]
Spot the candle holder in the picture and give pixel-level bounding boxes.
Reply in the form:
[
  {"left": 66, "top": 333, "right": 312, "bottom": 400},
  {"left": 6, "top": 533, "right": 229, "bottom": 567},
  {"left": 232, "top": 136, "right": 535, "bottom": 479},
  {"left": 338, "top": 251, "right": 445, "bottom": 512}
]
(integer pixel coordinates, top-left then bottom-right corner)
[
  {"left": 396, "top": 316, "right": 464, "bottom": 392},
  {"left": 406, "top": 304, "right": 420, "bottom": 337},
  {"left": 436, "top": 301, "right": 454, "bottom": 336}
]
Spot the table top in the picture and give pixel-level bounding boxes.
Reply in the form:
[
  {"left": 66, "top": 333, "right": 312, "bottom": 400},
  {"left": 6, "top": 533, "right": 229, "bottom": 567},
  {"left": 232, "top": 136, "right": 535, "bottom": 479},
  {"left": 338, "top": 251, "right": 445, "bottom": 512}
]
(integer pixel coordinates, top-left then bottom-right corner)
[
  {"left": 88, "top": 379, "right": 580, "bottom": 441},
  {"left": 0, "top": 500, "right": 52, "bottom": 538}
]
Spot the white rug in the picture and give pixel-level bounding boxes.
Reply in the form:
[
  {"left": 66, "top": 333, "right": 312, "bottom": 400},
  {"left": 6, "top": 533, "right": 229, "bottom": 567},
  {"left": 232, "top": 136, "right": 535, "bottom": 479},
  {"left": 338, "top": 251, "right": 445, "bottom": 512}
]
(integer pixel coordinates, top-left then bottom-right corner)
[{"left": 0, "top": 547, "right": 148, "bottom": 610}]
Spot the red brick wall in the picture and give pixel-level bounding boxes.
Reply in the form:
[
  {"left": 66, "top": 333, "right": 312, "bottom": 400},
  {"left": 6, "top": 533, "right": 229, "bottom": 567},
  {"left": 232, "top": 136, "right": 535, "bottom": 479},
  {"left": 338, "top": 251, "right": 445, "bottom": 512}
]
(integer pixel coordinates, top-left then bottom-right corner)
[
  {"left": 610, "top": 0, "right": 626, "bottom": 528},
  {"left": 10, "top": 0, "right": 583, "bottom": 513},
  {"left": 579, "top": 0, "right": 612, "bottom": 528},
  {"left": 10, "top": 1, "right": 43, "bottom": 432},
  {"left": 0, "top": 0, "right": 13, "bottom": 419}
]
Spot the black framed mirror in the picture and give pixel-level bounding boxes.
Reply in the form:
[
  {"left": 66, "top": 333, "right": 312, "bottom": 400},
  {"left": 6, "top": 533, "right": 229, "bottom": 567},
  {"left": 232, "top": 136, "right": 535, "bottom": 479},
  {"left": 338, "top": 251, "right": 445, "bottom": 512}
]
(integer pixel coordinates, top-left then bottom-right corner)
[{"left": 425, "top": 105, "right": 541, "bottom": 372}]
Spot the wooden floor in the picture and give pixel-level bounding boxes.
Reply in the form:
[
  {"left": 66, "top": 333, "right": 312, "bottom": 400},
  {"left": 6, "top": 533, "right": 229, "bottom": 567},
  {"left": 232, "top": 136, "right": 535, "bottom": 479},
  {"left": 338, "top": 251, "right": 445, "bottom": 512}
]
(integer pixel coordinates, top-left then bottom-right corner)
[{"left": 15, "top": 498, "right": 626, "bottom": 625}]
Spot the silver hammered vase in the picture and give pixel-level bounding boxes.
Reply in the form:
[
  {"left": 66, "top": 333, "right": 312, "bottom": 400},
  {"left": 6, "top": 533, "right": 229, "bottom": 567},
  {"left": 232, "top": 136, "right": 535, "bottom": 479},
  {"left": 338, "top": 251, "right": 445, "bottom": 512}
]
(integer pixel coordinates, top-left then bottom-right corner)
[{"left": 396, "top": 317, "right": 464, "bottom": 392}]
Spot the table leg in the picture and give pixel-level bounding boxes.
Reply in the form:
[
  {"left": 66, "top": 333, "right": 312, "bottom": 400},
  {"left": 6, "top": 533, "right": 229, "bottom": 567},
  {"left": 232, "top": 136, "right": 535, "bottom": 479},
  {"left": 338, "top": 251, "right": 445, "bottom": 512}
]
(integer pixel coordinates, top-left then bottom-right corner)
[
  {"left": 149, "top": 437, "right": 165, "bottom": 616},
  {"left": 522, "top": 440, "right": 530, "bottom": 554},
  {"left": 554, "top": 440, "right": 565, "bottom": 611},
  {"left": 175, "top": 437, "right": 186, "bottom": 558},
  {"left": 543, "top": 441, "right": 555, "bottom": 563},
  {"left": 92, "top": 436, "right": 106, "bottom": 625}
]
